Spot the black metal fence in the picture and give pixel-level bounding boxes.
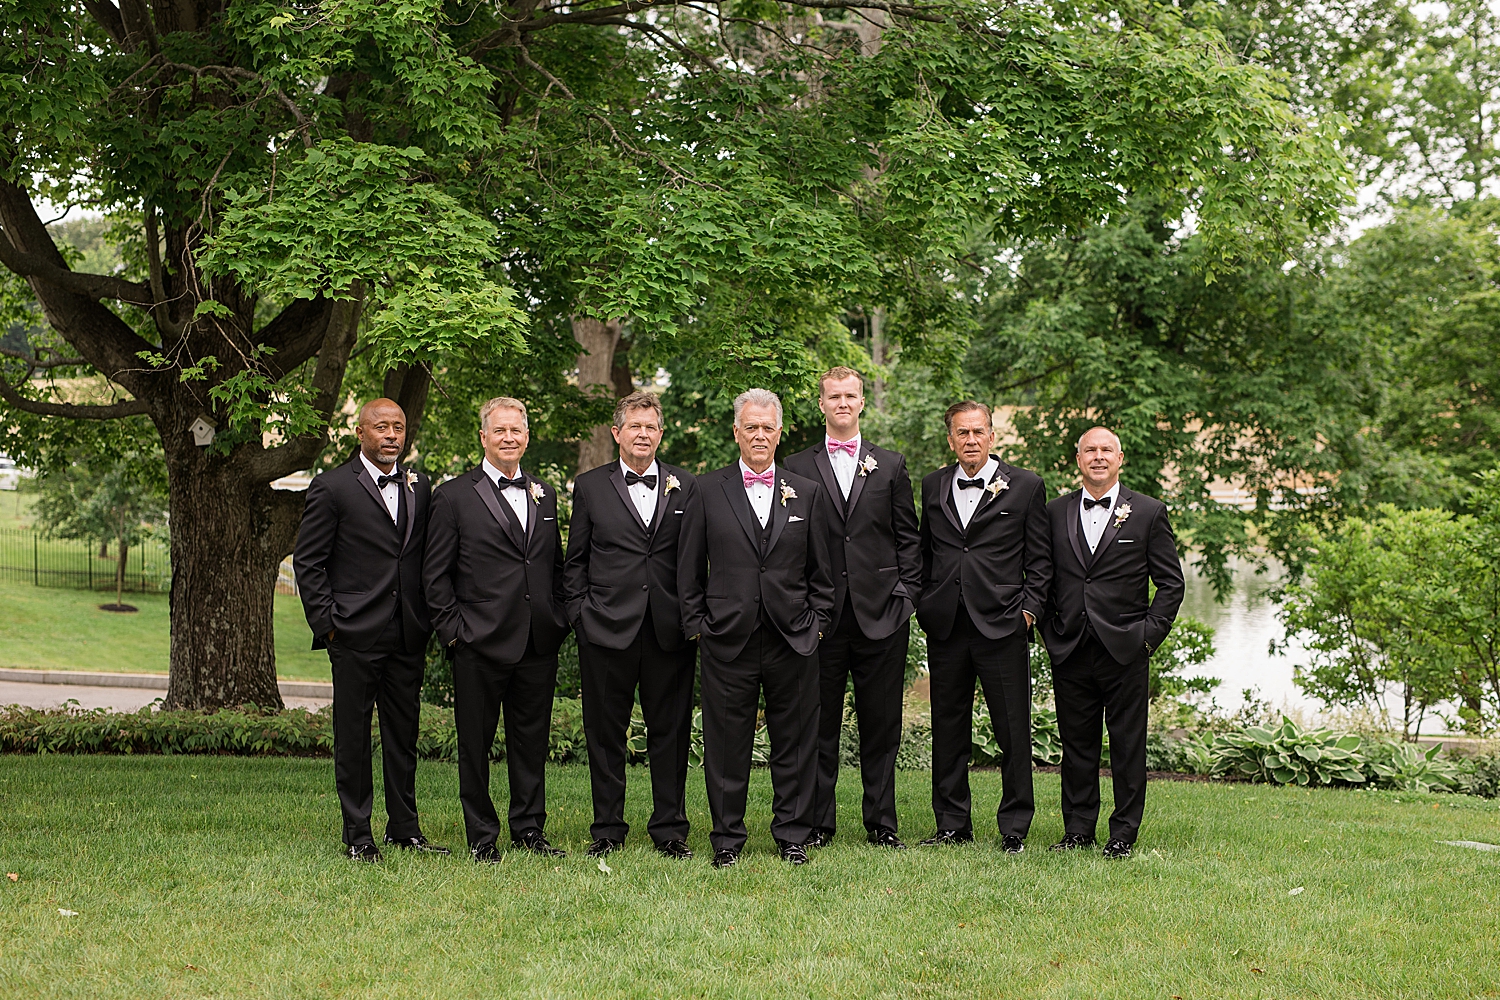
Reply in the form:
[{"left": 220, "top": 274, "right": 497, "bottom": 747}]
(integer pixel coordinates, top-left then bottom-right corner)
[{"left": 0, "top": 528, "right": 171, "bottom": 593}]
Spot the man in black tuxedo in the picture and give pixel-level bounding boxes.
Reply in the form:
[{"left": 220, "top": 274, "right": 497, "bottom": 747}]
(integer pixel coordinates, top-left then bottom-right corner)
[
  {"left": 423, "top": 396, "right": 570, "bottom": 862},
  {"left": 782, "top": 367, "right": 920, "bottom": 851},
  {"left": 293, "top": 398, "right": 448, "bottom": 862},
  {"left": 917, "top": 401, "right": 1052, "bottom": 854},
  {"left": 678, "top": 388, "right": 835, "bottom": 868},
  {"left": 565, "top": 390, "right": 698, "bottom": 860},
  {"left": 1043, "top": 426, "right": 1184, "bottom": 859}
]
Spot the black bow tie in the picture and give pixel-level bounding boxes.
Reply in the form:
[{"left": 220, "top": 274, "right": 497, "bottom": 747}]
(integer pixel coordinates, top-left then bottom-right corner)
[
  {"left": 493, "top": 474, "right": 527, "bottom": 491},
  {"left": 956, "top": 477, "right": 987, "bottom": 490},
  {"left": 624, "top": 471, "right": 657, "bottom": 489},
  {"left": 376, "top": 472, "right": 403, "bottom": 489},
  {"left": 1083, "top": 494, "right": 1112, "bottom": 510}
]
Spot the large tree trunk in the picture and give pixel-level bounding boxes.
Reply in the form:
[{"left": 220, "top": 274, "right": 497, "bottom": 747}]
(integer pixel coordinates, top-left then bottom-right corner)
[
  {"left": 573, "top": 315, "right": 626, "bottom": 474},
  {"left": 383, "top": 363, "right": 433, "bottom": 463}
]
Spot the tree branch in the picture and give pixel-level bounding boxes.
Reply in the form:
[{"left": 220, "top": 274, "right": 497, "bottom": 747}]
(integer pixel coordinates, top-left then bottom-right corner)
[
  {"left": 258, "top": 295, "right": 335, "bottom": 378},
  {"left": 0, "top": 225, "right": 154, "bottom": 305},
  {"left": 0, "top": 376, "right": 150, "bottom": 419}
]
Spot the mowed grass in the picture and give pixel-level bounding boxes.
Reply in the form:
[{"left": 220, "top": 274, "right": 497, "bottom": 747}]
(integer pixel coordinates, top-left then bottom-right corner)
[
  {"left": 1, "top": 759, "right": 1497, "bottom": 999},
  {"left": 0, "top": 577, "right": 328, "bottom": 680}
]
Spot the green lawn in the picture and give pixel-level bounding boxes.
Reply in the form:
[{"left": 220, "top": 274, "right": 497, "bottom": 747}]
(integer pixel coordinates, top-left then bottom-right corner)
[
  {"left": 1, "top": 760, "right": 1497, "bottom": 998},
  {"left": 0, "top": 577, "right": 328, "bottom": 681}
]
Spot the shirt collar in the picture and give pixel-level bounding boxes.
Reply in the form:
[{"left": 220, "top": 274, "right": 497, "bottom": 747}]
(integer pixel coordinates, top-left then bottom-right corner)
[
  {"left": 1082, "top": 480, "right": 1121, "bottom": 508},
  {"left": 360, "top": 452, "right": 397, "bottom": 483},
  {"left": 955, "top": 456, "right": 998, "bottom": 488},
  {"left": 482, "top": 458, "right": 523, "bottom": 487},
  {"left": 620, "top": 458, "right": 659, "bottom": 482},
  {"left": 738, "top": 458, "right": 775, "bottom": 483}
]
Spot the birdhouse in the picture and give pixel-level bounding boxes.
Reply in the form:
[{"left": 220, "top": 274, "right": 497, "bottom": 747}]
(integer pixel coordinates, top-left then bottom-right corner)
[{"left": 189, "top": 415, "right": 216, "bottom": 447}]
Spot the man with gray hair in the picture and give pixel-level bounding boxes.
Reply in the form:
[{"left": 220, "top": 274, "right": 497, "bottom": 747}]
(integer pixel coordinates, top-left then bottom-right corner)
[
  {"left": 424, "top": 396, "right": 570, "bottom": 863},
  {"left": 679, "top": 387, "right": 835, "bottom": 867}
]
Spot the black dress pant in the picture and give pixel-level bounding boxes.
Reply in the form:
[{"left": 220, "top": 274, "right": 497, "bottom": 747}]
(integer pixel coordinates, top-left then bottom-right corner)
[
  {"left": 1053, "top": 631, "right": 1149, "bottom": 844},
  {"left": 328, "top": 616, "right": 425, "bottom": 847},
  {"left": 813, "top": 595, "right": 907, "bottom": 837},
  {"left": 578, "top": 610, "right": 696, "bottom": 844},
  {"left": 700, "top": 627, "right": 819, "bottom": 853},
  {"left": 927, "top": 607, "right": 1033, "bottom": 838},
  {"left": 452, "top": 635, "right": 559, "bottom": 850}
]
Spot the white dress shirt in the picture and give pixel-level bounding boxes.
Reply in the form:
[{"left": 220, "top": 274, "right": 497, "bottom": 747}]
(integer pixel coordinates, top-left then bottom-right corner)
[
  {"left": 359, "top": 452, "right": 400, "bottom": 523},
  {"left": 1080, "top": 481, "right": 1121, "bottom": 553},
  {"left": 826, "top": 433, "right": 860, "bottom": 500},
  {"left": 951, "top": 456, "right": 998, "bottom": 529},
  {"left": 622, "top": 458, "right": 659, "bottom": 526},
  {"left": 482, "top": 457, "right": 530, "bottom": 530},
  {"left": 740, "top": 459, "right": 775, "bottom": 528}
]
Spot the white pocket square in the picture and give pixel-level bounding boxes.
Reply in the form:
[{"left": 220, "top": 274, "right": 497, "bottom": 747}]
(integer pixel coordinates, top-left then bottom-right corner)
[
  {"left": 1116, "top": 538, "right": 1133, "bottom": 543},
  {"left": 674, "top": 510, "right": 685, "bottom": 514},
  {"left": 544, "top": 517, "right": 555, "bottom": 521},
  {"left": 788, "top": 515, "right": 804, "bottom": 522}
]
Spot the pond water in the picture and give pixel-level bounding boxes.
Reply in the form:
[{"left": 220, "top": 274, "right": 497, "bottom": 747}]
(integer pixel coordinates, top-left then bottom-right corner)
[{"left": 1177, "top": 558, "right": 1318, "bottom": 715}]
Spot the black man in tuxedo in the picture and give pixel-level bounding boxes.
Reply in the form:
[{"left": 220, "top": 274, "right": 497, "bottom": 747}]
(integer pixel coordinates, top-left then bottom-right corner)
[
  {"left": 782, "top": 366, "right": 921, "bottom": 851},
  {"left": 293, "top": 398, "right": 448, "bottom": 862},
  {"left": 423, "top": 396, "right": 569, "bottom": 862},
  {"left": 1043, "top": 426, "right": 1184, "bottom": 859},
  {"left": 917, "top": 401, "right": 1052, "bottom": 854},
  {"left": 565, "top": 390, "right": 698, "bottom": 861},
  {"left": 678, "top": 388, "right": 835, "bottom": 868}
]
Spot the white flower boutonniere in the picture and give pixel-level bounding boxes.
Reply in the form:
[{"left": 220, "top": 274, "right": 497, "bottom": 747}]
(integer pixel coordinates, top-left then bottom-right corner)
[
  {"left": 986, "top": 477, "right": 1010, "bottom": 498},
  {"left": 665, "top": 474, "right": 681, "bottom": 495},
  {"left": 857, "top": 454, "right": 878, "bottom": 478},
  {"left": 404, "top": 470, "right": 418, "bottom": 493},
  {"left": 779, "top": 481, "right": 797, "bottom": 506},
  {"left": 528, "top": 481, "right": 546, "bottom": 505},
  {"left": 1113, "top": 502, "right": 1132, "bottom": 527}
]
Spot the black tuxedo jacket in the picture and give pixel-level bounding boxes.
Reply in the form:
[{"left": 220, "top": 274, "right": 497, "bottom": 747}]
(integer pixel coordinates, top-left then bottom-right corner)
[
  {"left": 563, "top": 461, "right": 697, "bottom": 652},
  {"left": 917, "top": 456, "right": 1052, "bottom": 642},
  {"left": 782, "top": 440, "right": 921, "bottom": 640},
  {"left": 678, "top": 464, "right": 836, "bottom": 662},
  {"left": 1042, "top": 486, "right": 1185, "bottom": 665},
  {"left": 293, "top": 455, "right": 432, "bottom": 654},
  {"left": 422, "top": 465, "right": 569, "bottom": 663}
]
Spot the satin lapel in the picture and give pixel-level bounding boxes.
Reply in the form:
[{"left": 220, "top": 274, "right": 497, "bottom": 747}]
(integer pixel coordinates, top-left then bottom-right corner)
[
  {"left": 844, "top": 441, "right": 871, "bottom": 518},
  {"left": 522, "top": 473, "right": 542, "bottom": 544},
  {"left": 1066, "top": 492, "right": 1088, "bottom": 571},
  {"left": 765, "top": 473, "right": 790, "bottom": 555},
  {"left": 939, "top": 465, "right": 963, "bottom": 535},
  {"left": 971, "top": 457, "right": 1008, "bottom": 521},
  {"left": 812, "top": 447, "right": 846, "bottom": 523},
  {"left": 645, "top": 473, "right": 667, "bottom": 543},
  {"left": 354, "top": 462, "right": 392, "bottom": 523},
  {"left": 1087, "top": 487, "right": 1130, "bottom": 568},
  {"left": 399, "top": 469, "right": 416, "bottom": 552},
  {"left": 472, "top": 472, "right": 525, "bottom": 553},
  {"left": 609, "top": 464, "right": 650, "bottom": 533},
  {"left": 720, "top": 472, "right": 761, "bottom": 552}
]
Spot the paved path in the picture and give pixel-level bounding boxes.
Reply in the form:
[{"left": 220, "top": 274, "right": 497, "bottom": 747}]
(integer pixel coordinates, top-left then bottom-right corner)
[{"left": 0, "top": 680, "right": 331, "bottom": 712}]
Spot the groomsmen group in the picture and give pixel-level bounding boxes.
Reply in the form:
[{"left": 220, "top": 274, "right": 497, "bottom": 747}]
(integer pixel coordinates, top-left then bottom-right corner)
[{"left": 293, "top": 370, "right": 1183, "bottom": 866}]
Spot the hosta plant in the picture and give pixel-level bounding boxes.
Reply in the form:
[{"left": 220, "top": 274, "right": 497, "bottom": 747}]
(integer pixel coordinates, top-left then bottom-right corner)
[
  {"left": 1210, "top": 716, "right": 1369, "bottom": 786},
  {"left": 1367, "top": 740, "right": 1462, "bottom": 793}
]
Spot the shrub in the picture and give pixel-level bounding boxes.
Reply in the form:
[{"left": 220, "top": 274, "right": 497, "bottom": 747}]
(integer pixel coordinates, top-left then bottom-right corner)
[
  {"left": 1210, "top": 716, "right": 1368, "bottom": 786},
  {"left": 1459, "top": 752, "right": 1500, "bottom": 798},
  {"left": 1147, "top": 732, "right": 1213, "bottom": 774},
  {"left": 1364, "top": 739, "right": 1463, "bottom": 793}
]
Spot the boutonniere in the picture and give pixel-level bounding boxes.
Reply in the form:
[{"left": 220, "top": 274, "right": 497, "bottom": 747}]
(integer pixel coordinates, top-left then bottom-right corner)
[
  {"left": 664, "top": 474, "right": 680, "bottom": 495},
  {"left": 1113, "top": 502, "right": 1132, "bottom": 527},
  {"left": 528, "top": 481, "right": 545, "bottom": 505},
  {"left": 857, "top": 454, "right": 878, "bottom": 477},
  {"left": 779, "top": 480, "right": 797, "bottom": 506},
  {"left": 404, "top": 470, "right": 418, "bottom": 493},
  {"left": 986, "top": 477, "right": 1009, "bottom": 497}
]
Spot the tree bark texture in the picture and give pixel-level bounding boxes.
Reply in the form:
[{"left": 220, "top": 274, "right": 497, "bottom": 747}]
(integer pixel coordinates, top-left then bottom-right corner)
[{"left": 572, "top": 315, "right": 626, "bottom": 474}]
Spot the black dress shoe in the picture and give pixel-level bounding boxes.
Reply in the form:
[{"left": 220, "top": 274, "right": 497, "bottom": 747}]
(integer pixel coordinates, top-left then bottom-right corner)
[
  {"left": 471, "top": 843, "right": 502, "bottom": 864},
  {"left": 805, "top": 828, "right": 834, "bottom": 849},
  {"left": 346, "top": 843, "right": 381, "bottom": 863},
  {"left": 1102, "top": 838, "right": 1133, "bottom": 859},
  {"left": 711, "top": 849, "right": 740, "bottom": 868},
  {"left": 1048, "top": 833, "right": 1097, "bottom": 852},
  {"left": 918, "top": 829, "right": 974, "bottom": 847},
  {"left": 777, "top": 840, "right": 809, "bottom": 865},
  {"left": 385, "top": 835, "right": 451, "bottom": 856},
  {"left": 1001, "top": 835, "right": 1025, "bottom": 855},
  {"left": 655, "top": 840, "right": 694, "bottom": 860},
  {"left": 512, "top": 830, "right": 567, "bottom": 857},
  {"left": 586, "top": 838, "right": 623, "bottom": 858},
  {"left": 868, "top": 829, "right": 908, "bottom": 850}
]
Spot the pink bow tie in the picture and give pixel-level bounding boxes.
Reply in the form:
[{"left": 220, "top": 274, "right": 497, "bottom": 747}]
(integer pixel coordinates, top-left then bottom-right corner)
[
  {"left": 827, "top": 439, "right": 858, "bottom": 457},
  {"left": 743, "top": 469, "right": 775, "bottom": 489}
]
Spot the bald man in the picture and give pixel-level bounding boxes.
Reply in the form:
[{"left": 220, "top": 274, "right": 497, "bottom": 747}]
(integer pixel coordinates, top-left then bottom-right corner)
[{"left": 294, "top": 398, "right": 447, "bottom": 861}]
